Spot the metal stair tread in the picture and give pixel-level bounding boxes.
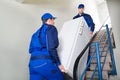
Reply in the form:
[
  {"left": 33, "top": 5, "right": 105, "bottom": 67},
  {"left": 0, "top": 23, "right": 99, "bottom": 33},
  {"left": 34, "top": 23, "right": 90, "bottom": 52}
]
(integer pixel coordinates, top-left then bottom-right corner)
[
  {"left": 91, "top": 56, "right": 111, "bottom": 63},
  {"left": 85, "top": 71, "right": 108, "bottom": 80},
  {"left": 90, "top": 47, "right": 108, "bottom": 53},
  {"left": 90, "top": 62, "right": 111, "bottom": 71}
]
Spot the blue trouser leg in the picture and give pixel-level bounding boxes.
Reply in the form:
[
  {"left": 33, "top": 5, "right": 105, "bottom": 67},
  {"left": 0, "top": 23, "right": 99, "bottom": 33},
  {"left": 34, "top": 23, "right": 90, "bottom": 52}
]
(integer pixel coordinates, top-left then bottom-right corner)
[
  {"left": 30, "top": 72, "right": 44, "bottom": 80},
  {"left": 29, "top": 59, "right": 64, "bottom": 80},
  {"left": 87, "top": 48, "right": 90, "bottom": 68}
]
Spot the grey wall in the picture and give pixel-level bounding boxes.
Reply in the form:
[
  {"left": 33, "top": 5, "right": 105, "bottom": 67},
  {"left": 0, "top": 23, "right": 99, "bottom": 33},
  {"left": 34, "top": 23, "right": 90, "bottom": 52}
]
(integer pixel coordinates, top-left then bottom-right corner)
[{"left": 107, "top": 0, "right": 120, "bottom": 79}]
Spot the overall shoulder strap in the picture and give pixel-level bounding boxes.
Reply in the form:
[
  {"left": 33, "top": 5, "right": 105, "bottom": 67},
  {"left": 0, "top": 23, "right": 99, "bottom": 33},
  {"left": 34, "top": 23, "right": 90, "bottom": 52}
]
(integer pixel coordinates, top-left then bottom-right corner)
[{"left": 38, "top": 26, "right": 46, "bottom": 48}]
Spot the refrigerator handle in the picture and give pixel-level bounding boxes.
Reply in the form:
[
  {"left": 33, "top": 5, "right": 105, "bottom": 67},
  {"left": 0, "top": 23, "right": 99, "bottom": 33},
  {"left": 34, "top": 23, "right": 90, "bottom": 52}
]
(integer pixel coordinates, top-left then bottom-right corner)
[{"left": 79, "top": 21, "right": 84, "bottom": 35}]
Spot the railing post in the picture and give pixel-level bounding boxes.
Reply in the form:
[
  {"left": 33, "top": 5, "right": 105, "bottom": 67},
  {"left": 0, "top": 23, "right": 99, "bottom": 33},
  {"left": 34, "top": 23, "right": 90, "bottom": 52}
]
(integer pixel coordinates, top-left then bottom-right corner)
[
  {"left": 95, "top": 42, "right": 102, "bottom": 80},
  {"left": 106, "top": 24, "right": 117, "bottom": 75}
]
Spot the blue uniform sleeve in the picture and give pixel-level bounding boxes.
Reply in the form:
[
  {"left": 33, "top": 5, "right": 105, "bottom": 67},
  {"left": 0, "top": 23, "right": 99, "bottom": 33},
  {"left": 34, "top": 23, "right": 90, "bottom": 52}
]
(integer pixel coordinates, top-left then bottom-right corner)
[
  {"left": 46, "top": 26, "right": 61, "bottom": 66},
  {"left": 87, "top": 15, "right": 95, "bottom": 32},
  {"left": 73, "top": 16, "right": 77, "bottom": 19},
  {"left": 73, "top": 14, "right": 80, "bottom": 19}
]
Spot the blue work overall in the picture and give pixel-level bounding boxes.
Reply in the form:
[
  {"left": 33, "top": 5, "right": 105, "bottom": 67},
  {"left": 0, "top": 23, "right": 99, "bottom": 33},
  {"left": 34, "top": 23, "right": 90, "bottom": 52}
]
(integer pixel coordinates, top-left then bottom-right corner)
[{"left": 29, "top": 24, "right": 64, "bottom": 80}]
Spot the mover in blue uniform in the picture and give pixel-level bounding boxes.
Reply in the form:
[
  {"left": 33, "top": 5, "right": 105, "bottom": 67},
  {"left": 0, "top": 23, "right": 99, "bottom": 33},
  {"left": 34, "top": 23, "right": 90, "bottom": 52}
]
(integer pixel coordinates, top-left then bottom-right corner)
[
  {"left": 29, "top": 13, "right": 65, "bottom": 80},
  {"left": 73, "top": 4, "right": 95, "bottom": 68},
  {"left": 73, "top": 4, "right": 95, "bottom": 35}
]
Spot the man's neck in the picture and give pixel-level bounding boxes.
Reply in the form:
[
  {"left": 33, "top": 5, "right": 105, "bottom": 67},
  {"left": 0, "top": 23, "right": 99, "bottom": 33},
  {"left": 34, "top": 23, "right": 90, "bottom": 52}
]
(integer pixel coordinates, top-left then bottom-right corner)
[
  {"left": 43, "top": 23, "right": 54, "bottom": 26},
  {"left": 79, "top": 12, "right": 84, "bottom": 16},
  {"left": 79, "top": 13, "right": 82, "bottom": 16}
]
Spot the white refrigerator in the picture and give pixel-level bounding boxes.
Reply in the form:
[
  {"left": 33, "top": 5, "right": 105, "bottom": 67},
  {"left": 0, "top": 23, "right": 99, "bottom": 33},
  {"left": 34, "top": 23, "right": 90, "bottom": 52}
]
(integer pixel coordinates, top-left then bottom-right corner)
[{"left": 58, "top": 17, "right": 91, "bottom": 78}]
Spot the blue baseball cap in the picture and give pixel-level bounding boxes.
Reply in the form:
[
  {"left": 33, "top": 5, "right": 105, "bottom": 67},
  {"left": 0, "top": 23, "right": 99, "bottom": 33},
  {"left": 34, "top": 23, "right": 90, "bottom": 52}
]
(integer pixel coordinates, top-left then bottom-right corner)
[
  {"left": 41, "top": 13, "right": 56, "bottom": 20},
  {"left": 78, "top": 4, "right": 84, "bottom": 9}
]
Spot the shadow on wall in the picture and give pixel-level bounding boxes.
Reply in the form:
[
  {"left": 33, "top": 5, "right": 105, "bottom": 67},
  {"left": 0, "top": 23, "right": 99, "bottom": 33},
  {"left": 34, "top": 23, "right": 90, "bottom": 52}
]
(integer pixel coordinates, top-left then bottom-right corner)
[{"left": 17, "top": 0, "right": 70, "bottom": 7}]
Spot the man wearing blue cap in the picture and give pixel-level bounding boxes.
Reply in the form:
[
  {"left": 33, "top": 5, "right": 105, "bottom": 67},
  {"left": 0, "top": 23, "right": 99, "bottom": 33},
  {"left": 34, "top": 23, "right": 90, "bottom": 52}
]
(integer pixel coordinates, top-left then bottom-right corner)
[
  {"left": 73, "top": 4, "right": 95, "bottom": 35},
  {"left": 29, "top": 13, "right": 65, "bottom": 80}
]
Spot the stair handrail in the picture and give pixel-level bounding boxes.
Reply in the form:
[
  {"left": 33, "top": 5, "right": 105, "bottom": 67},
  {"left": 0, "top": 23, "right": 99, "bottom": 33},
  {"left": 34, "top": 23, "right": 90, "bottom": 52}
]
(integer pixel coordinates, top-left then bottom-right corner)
[
  {"left": 79, "top": 24, "right": 117, "bottom": 80},
  {"left": 73, "top": 16, "right": 110, "bottom": 80},
  {"left": 106, "top": 25, "right": 117, "bottom": 75}
]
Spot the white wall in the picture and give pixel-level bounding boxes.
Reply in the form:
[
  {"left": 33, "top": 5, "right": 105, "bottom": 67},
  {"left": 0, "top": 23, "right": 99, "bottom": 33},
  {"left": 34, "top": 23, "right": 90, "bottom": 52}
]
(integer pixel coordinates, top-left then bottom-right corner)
[
  {"left": 97, "top": 1, "right": 110, "bottom": 25},
  {"left": 0, "top": 1, "right": 34, "bottom": 80},
  {"left": 0, "top": 0, "right": 75, "bottom": 80},
  {"left": 106, "top": 0, "right": 120, "bottom": 80}
]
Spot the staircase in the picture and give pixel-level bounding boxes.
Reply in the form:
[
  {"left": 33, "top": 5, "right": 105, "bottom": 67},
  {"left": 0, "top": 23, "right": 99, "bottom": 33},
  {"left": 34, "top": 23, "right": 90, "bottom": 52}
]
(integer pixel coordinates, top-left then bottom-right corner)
[
  {"left": 73, "top": 25, "right": 117, "bottom": 80},
  {"left": 85, "top": 29, "right": 111, "bottom": 80}
]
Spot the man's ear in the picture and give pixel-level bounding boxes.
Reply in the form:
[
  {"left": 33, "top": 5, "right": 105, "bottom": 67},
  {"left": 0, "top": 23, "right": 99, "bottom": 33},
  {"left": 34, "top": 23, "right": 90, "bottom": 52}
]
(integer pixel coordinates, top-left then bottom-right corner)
[{"left": 46, "top": 19, "right": 50, "bottom": 24}]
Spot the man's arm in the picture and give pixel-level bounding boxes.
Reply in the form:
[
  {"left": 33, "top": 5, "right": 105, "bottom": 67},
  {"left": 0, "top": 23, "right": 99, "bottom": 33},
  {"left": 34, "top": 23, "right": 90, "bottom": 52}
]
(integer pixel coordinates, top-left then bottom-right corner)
[
  {"left": 46, "top": 26, "right": 61, "bottom": 66},
  {"left": 73, "top": 14, "right": 80, "bottom": 19},
  {"left": 88, "top": 15, "right": 95, "bottom": 32}
]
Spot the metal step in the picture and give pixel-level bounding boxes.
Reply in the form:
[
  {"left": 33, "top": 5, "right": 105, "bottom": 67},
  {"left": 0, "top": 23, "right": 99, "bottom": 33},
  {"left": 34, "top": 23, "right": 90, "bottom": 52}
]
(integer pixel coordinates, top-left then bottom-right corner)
[
  {"left": 90, "top": 45, "right": 109, "bottom": 50},
  {"left": 90, "top": 47, "right": 109, "bottom": 53},
  {"left": 94, "top": 35, "right": 107, "bottom": 40},
  {"left": 90, "top": 63, "right": 111, "bottom": 71},
  {"left": 91, "top": 56, "right": 111, "bottom": 64},
  {"left": 90, "top": 52, "right": 110, "bottom": 57},
  {"left": 93, "top": 35, "right": 107, "bottom": 41},
  {"left": 92, "top": 39, "right": 106, "bottom": 43},
  {"left": 85, "top": 71, "right": 108, "bottom": 80}
]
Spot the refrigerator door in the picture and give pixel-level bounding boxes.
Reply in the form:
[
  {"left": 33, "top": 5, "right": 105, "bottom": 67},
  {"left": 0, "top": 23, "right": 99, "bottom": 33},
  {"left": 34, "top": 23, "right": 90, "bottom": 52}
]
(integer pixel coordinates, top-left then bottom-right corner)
[{"left": 58, "top": 17, "right": 91, "bottom": 78}]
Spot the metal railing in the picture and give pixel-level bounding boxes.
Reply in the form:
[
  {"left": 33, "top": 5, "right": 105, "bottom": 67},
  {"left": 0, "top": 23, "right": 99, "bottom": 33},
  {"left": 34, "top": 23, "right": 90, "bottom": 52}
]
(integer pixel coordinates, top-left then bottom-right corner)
[
  {"left": 79, "top": 25, "right": 117, "bottom": 80},
  {"left": 106, "top": 25, "right": 117, "bottom": 75},
  {"left": 73, "top": 32, "right": 97, "bottom": 80},
  {"left": 73, "top": 17, "right": 110, "bottom": 80}
]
